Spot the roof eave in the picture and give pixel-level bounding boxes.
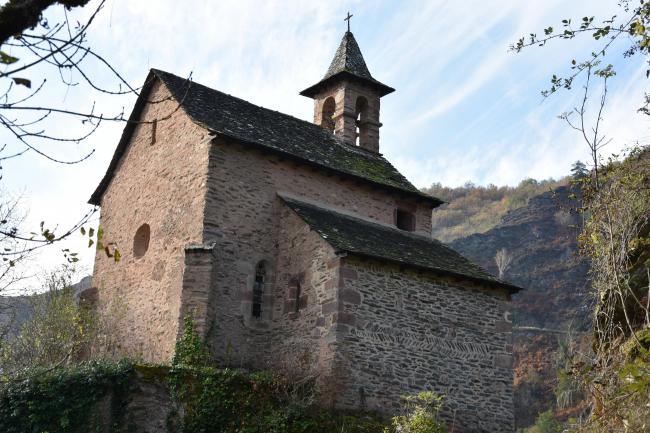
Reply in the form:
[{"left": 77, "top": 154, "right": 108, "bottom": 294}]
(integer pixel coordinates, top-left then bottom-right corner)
[
  {"left": 300, "top": 71, "right": 395, "bottom": 98},
  {"left": 341, "top": 250, "right": 523, "bottom": 295}
]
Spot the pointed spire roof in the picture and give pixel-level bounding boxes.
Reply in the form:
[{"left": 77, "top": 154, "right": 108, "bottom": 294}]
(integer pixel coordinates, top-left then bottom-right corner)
[
  {"left": 324, "top": 31, "right": 373, "bottom": 80},
  {"left": 300, "top": 32, "right": 394, "bottom": 98}
]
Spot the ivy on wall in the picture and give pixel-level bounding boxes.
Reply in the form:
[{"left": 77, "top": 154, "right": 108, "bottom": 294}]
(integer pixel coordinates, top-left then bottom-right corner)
[
  {"left": 0, "top": 360, "right": 133, "bottom": 433},
  {"left": 0, "top": 316, "right": 447, "bottom": 433},
  {"left": 168, "top": 314, "right": 387, "bottom": 433}
]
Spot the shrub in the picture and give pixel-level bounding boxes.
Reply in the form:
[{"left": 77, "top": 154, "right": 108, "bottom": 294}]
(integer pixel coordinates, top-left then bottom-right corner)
[
  {"left": 386, "top": 391, "right": 449, "bottom": 433},
  {"left": 527, "top": 410, "right": 563, "bottom": 433},
  {"left": 0, "top": 267, "right": 95, "bottom": 376}
]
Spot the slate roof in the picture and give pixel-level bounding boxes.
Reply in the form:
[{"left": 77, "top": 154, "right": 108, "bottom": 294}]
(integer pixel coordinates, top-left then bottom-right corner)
[
  {"left": 89, "top": 69, "right": 440, "bottom": 206},
  {"left": 281, "top": 195, "right": 522, "bottom": 294},
  {"left": 325, "top": 31, "right": 373, "bottom": 80},
  {"left": 300, "top": 32, "right": 394, "bottom": 97}
]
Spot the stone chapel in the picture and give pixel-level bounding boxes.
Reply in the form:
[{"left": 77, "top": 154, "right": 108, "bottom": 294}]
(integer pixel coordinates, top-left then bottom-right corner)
[{"left": 90, "top": 30, "right": 521, "bottom": 433}]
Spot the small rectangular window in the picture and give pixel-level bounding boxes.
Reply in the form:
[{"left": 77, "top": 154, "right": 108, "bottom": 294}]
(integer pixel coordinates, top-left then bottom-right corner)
[
  {"left": 150, "top": 120, "right": 157, "bottom": 145},
  {"left": 252, "top": 261, "right": 265, "bottom": 318},
  {"left": 395, "top": 209, "right": 416, "bottom": 231},
  {"left": 294, "top": 281, "right": 301, "bottom": 313}
]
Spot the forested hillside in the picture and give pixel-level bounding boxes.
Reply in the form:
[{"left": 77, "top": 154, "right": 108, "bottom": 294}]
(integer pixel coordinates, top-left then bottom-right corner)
[{"left": 425, "top": 178, "right": 569, "bottom": 243}]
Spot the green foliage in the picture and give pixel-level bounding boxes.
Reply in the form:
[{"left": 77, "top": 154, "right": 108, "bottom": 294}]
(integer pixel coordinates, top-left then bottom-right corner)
[
  {"left": 0, "top": 317, "right": 434, "bottom": 433},
  {"left": 569, "top": 342, "right": 650, "bottom": 433},
  {"left": 553, "top": 368, "right": 582, "bottom": 411},
  {"left": 579, "top": 148, "right": 650, "bottom": 343},
  {"left": 552, "top": 334, "right": 585, "bottom": 411},
  {"left": 616, "top": 330, "right": 650, "bottom": 396},
  {"left": 168, "top": 365, "right": 387, "bottom": 433},
  {"left": 385, "top": 392, "right": 448, "bottom": 433},
  {"left": 172, "top": 314, "right": 211, "bottom": 368},
  {"left": 82, "top": 225, "right": 121, "bottom": 262},
  {"left": 0, "top": 359, "right": 388, "bottom": 433},
  {"left": 510, "top": 1, "right": 650, "bottom": 109},
  {"left": 0, "top": 360, "right": 134, "bottom": 433},
  {"left": 0, "top": 267, "right": 96, "bottom": 376},
  {"left": 524, "top": 410, "right": 564, "bottom": 433},
  {"left": 566, "top": 148, "right": 650, "bottom": 433},
  {"left": 570, "top": 161, "right": 589, "bottom": 179},
  {"left": 167, "top": 316, "right": 385, "bottom": 433},
  {"left": 0, "top": 50, "right": 18, "bottom": 64},
  {"left": 426, "top": 177, "right": 568, "bottom": 242}
]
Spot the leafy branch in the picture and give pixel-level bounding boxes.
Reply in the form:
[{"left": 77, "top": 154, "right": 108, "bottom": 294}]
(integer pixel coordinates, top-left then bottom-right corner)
[{"left": 510, "top": 1, "right": 650, "bottom": 109}]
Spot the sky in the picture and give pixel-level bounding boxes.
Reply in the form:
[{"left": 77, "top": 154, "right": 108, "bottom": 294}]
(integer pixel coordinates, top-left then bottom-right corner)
[{"left": 1, "top": 0, "right": 649, "bottom": 292}]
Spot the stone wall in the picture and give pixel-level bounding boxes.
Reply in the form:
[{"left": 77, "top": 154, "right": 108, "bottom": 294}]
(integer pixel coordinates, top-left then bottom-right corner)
[
  {"left": 201, "top": 139, "right": 432, "bottom": 368},
  {"left": 92, "top": 80, "right": 211, "bottom": 362},
  {"left": 335, "top": 256, "right": 514, "bottom": 433},
  {"left": 204, "top": 139, "right": 432, "bottom": 239},
  {"left": 268, "top": 206, "right": 341, "bottom": 397}
]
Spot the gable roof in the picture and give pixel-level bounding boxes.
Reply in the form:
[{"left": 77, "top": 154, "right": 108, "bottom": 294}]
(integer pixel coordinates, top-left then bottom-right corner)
[
  {"left": 281, "top": 195, "right": 522, "bottom": 294},
  {"left": 300, "top": 32, "right": 394, "bottom": 98},
  {"left": 89, "top": 69, "right": 439, "bottom": 207}
]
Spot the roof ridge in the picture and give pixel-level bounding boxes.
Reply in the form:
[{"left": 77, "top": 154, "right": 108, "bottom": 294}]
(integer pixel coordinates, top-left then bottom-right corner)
[
  {"left": 151, "top": 68, "right": 333, "bottom": 136},
  {"left": 152, "top": 68, "right": 417, "bottom": 165},
  {"left": 150, "top": 69, "right": 394, "bottom": 160}
]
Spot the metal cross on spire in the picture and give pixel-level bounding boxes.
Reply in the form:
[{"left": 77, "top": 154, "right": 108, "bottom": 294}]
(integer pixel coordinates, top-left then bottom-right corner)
[{"left": 344, "top": 12, "right": 353, "bottom": 32}]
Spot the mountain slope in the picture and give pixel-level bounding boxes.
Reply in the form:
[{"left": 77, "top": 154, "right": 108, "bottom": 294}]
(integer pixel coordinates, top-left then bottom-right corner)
[{"left": 451, "top": 185, "right": 591, "bottom": 330}]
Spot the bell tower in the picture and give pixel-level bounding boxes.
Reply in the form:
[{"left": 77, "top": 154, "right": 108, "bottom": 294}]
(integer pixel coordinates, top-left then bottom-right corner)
[{"left": 300, "top": 29, "right": 394, "bottom": 153}]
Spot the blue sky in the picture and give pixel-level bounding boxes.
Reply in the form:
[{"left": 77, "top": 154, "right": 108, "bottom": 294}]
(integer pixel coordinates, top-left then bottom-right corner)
[{"left": 1, "top": 0, "right": 648, "bottom": 290}]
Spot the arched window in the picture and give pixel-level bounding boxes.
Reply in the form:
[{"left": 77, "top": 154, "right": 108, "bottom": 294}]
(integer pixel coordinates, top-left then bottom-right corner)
[
  {"left": 355, "top": 96, "right": 368, "bottom": 147},
  {"left": 321, "top": 97, "right": 335, "bottom": 133},
  {"left": 251, "top": 261, "right": 266, "bottom": 318},
  {"left": 133, "top": 224, "right": 150, "bottom": 258}
]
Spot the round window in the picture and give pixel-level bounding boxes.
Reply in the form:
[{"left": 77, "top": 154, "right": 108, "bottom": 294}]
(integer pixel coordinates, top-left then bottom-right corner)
[{"left": 133, "top": 224, "right": 150, "bottom": 258}]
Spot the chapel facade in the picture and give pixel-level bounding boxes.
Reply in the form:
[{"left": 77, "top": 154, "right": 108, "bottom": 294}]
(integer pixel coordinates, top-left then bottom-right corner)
[{"left": 90, "top": 30, "right": 519, "bottom": 433}]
